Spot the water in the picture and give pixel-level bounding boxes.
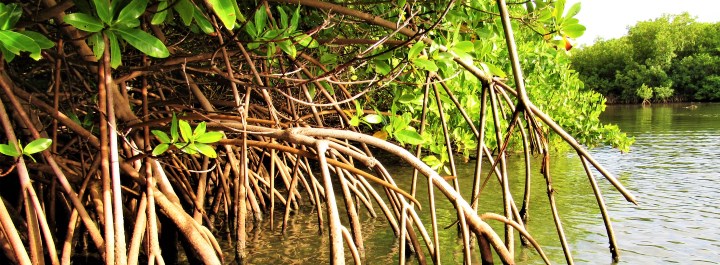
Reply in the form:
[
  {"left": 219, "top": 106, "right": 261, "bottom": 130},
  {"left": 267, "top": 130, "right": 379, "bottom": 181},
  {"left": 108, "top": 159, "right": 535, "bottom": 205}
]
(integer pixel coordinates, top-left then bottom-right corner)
[{"left": 243, "top": 103, "right": 720, "bottom": 264}]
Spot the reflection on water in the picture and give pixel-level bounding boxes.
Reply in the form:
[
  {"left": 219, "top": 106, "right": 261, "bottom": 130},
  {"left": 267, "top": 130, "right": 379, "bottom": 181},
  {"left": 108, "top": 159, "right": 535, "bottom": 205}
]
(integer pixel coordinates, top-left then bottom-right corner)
[{"left": 243, "top": 103, "right": 720, "bottom": 264}]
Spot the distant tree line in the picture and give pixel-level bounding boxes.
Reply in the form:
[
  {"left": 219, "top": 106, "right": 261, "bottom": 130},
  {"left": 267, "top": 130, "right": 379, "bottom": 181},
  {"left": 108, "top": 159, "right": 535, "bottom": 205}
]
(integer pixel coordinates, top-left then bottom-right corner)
[{"left": 571, "top": 13, "right": 720, "bottom": 103}]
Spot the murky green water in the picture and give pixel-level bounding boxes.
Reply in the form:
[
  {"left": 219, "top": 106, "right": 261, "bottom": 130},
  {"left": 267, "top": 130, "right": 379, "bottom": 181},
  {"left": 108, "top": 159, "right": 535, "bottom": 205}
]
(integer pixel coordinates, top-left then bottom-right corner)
[{"left": 243, "top": 103, "right": 720, "bottom": 264}]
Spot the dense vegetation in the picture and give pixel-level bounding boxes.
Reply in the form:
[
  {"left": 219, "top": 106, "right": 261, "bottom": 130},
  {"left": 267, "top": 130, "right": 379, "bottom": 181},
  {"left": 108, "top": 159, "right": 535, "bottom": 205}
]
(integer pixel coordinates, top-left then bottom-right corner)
[
  {"left": 571, "top": 13, "right": 720, "bottom": 103},
  {"left": 0, "top": 0, "right": 636, "bottom": 264}
]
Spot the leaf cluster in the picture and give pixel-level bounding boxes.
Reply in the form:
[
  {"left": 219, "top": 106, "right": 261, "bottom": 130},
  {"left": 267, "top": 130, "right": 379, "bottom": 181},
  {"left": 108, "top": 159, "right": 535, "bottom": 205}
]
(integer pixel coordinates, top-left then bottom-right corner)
[{"left": 151, "top": 114, "right": 224, "bottom": 158}]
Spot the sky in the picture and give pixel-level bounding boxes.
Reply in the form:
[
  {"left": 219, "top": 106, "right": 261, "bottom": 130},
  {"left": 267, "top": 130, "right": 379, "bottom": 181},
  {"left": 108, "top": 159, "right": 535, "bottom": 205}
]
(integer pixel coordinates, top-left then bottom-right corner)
[{"left": 567, "top": 0, "right": 720, "bottom": 46}]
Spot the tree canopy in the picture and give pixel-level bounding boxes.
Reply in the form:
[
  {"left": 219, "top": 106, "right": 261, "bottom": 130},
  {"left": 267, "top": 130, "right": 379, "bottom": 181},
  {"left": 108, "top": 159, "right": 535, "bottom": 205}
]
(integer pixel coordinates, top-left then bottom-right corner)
[{"left": 571, "top": 13, "right": 720, "bottom": 103}]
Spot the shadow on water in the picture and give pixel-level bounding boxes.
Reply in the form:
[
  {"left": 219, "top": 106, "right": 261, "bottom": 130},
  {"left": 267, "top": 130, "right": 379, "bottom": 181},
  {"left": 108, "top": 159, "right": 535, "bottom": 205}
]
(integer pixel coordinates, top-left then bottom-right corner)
[{"left": 241, "top": 103, "right": 720, "bottom": 264}]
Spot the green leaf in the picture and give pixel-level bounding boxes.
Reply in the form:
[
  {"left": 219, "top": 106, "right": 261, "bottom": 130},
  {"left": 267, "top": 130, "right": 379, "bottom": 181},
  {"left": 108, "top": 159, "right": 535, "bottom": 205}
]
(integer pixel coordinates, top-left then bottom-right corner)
[
  {"left": 116, "top": 0, "right": 148, "bottom": 26},
  {"left": 245, "top": 22, "right": 257, "bottom": 38},
  {"left": 179, "top": 143, "right": 198, "bottom": 155},
  {"left": 193, "top": 122, "right": 207, "bottom": 137},
  {"left": 0, "top": 143, "right": 20, "bottom": 157},
  {"left": 208, "top": 0, "right": 238, "bottom": 30},
  {"left": 193, "top": 8, "right": 215, "bottom": 34},
  {"left": 194, "top": 143, "right": 217, "bottom": 158},
  {"left": 112, "top": 26, "right": 170, "bottom": 58},
  {"left": 152, "top": 130, "right": 171, "bottom": 143},
  {"left": 362, "top": 114, "right": 383, "bottom": 124},
  {"left": 293, "top": 33, "right": 318, "bottom": 48},
  {"left": 278, "top": 39, "right": 296, "bottom": 59},
  {"left": 92, "top": 0, "right": 113, "bottom": 24},
  {"left": 289, "top": 6, "right": 300, "bottom": 32},
  {"left": 254, "top": 7, "right": 267, "bottom": 34},
  {"left": 0, "top": 44, "right": 16, "bottom": 62},
  {"left": 178, "top": 119, "right": 192, "bottom": 142},
  {"left": 0, "top": 3, "right": 22, "bottom": 30},
  {"left": 64, "top": 13, "right": 105, "bottom": 33},
  {"left": 88, "top": 33, "right": 104, "bottom": 60},
  {"left": 375, "top": 60, "right": 391, "bottom": 75},
  {"left": 454, "top": 41, "right": 474, "bottom": 53},
  {"left": 349, "top": 116, "right": 360, "bottom": 127},
  {"left": 171, "top": 113, "right": 179, "bottom": 142},
  {"left": 107, "top": 31, "right": 122, "bottom": 68},
  {"left": 20, "top": 31, "right": 55, "bottom": 49},
  {"left": 0, "top": 30, "right": 41, "bottom": 59},
  {"left": 277, "top": 6, "right": 288, "bottom": 29},
  {"left": 408, "top": 42, "right": 425, "bottom": 59},
  {"left": 23, "top": 138, "right": 52, "bottom": 155},
  {"left": 565, "top": 2, "right": 581, "bottom": 18},
  {"left": 174, "top": 0, "right": 194, "bottom": 26},
  {"left": 195, "top": 131, "right": 223, "bottom": 143},
  {"left": 563, "top": 23, "right": 586, "bottom": 38},
  {"left": 152, "top": 143, "right": 170, "bottom": 156},
  {"left": 151, "top": 1, "right": 168, "bottom": 25},
  {"left": 412, "top": 58, "right": 438, "bottom": 72},
  {"left": 395, "top": 129, "right": 424, "bottom": 145}
]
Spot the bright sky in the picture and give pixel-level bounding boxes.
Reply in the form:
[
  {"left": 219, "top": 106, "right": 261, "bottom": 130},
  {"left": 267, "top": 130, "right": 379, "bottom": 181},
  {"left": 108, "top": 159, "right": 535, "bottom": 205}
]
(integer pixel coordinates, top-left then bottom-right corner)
[{"left": 568, "top": 0, "right": 720, "bottom": 46}]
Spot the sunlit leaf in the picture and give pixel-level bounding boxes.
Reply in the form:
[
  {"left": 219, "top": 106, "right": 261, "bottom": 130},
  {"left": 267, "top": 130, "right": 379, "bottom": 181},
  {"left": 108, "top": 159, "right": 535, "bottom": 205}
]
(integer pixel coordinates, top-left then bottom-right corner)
[
  {"left": 293, "top": 33, "right": 318, "bottom": 48},
  {"left": 107, "top": 31, "right": 122, "bottom": 68},
  {"left": 178, "top": 119, "right": 192, "bottom": 142},
  {"left": 0, "top": 143, "right": 20, "bottom": 157},
  {"left": 208, "top": 0, "right": 238, "bottom": 30},
  {"left": 171, "top": 114, "right": 179, "bottom": 142},
  {"left": 563, "top": 23, "right": 586, "bottom": 38},
  {"left": 88, "top": 33, "right": 104, "bottom": 59},
  {"left": 277, "top": 6, "right": 288, "bottom": 29},
  {"left": 395, "top": 129, "right": 424, "bottom": 145},
  {"left": 194, "top": 8, "right": 216, "bottom": 34},
  {"left": 254, "top": 7, "right": 267, "bottom": 34},
  {"left": 194, "top": 143, "right": 217, "bottom": 158},
  {"left": 0, "top": 30, "right": 41, "bottom": 59},
  {"left": 412, "top": 58, "right": 438, "bottom": 72},
  {"left": 349, "top": 116, "right": 360, "bottom": 127},
  {"left": 289, "top": 6, "right": 300, "bottom": 32},
  {"left": 23, "top": 138, "right": 52, "bottom": 155},
  {"left": 408, "top": 42, "right": 425, "bottom": 59},
  {"left": 0, "top": 3, "right": 22, "bottom": 30},
  {"left": 152, "top": 143, "right": 170, "bottom": 156},
  {"left": 112, "top": 26, "right": 170, "bottom": 58},
  {"left": 195, "top": 131, "right": 223, "bottom": 143},
  {"left": 565, "top": 2, "right": 581, "bottom": 18},
  {"left": 152, "top": 130, "right": 171, "bottom": 143},
  {"left": 454, "top": 41, "right": 474, "bottom": 53},
  {"left": 362, "top": 114, "right": 383, "bottom": 124},
  {"left": 179, "top": 143, "right": 198, "bottom": 155}
]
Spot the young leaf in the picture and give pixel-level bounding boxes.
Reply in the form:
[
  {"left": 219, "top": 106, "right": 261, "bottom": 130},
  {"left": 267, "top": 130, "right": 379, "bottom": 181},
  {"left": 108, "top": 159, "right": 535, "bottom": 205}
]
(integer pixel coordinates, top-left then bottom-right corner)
[
  {"left": 151, "top": 1, "right": 169, "bottom": 25},
  {"left": 395, "top": 129, "right": 424, "bottom": 145},
  {"left": 349, "top": 116, "right": 360, "bottom": 127},
  {"left": 152, "top": 130, "right": 171, "bottom": 143},
  {"left": 194, "top": 143, "right": 217, "bottom": 158},
  {"left": 178, "top": 119, "right": 192, "bottom": 142},
  {"left": 208, "top": 0, "right": 238, "bottom": 30},
  {"left": 454, "top": 41, "right": 474, "bottom": 53},
  {"left": 107, "top": 31, "right": 122, "bottom": 68},
  {"left": 179, "top": 143, "right": 198, "bottom": 155},
  {"left": 23, "top": 138, "right": 52, "bottom": 155},
  {"left": 64, "top": 13, "right": 105, "bottom": 33},
  {"left": 408, "top": 42, "right": 425, "bottom": 59},
  {"left": 171, "top": 114, "right": 179, "bottom": 142},
  {"left": 112, "top": 26, "right": 170, "bottom": 58},
  {"left": 193, "top": 122, "right": 207, "bottom": 138},
  {"left": 116, "top": 0, "right": 148, "bottom": 26},
  {"left": 565, "top": 2, "right": 581, "bottom": 18},
  {"left": 362, "top": 114, "right": 383, "bottom": 124},
  {"left": 0, "top": 143, "right": 20, "bottom": 158},
  {"left": 278, "top": 39, "right": 296, "bottom": 59},
  {"left": 92, "top": 0, "right": 113, "bottom": 24},
  {"left": 412, "top": 58, "right": 438, "bottom": 72},
  {"left": 152, "top": 143, "right": 170, "bottom": 156},
  {"left": 195, "top": 131, "right": 223, "bottom": 143}
]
